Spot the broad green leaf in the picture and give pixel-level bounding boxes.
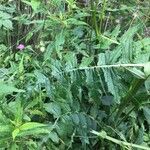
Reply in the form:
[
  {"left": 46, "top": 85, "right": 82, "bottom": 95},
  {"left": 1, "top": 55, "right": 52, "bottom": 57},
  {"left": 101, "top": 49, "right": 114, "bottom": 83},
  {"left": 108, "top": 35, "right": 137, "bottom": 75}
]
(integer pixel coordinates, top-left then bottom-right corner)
[
  {"left": 18, "top": 128, "right": 49, "bottom": 137},
  {"left": 12, "top": 122, "right": 48, "bottom": 139},
  {"left": 19, "top": 122, "right": 47, "bottom": 131}
]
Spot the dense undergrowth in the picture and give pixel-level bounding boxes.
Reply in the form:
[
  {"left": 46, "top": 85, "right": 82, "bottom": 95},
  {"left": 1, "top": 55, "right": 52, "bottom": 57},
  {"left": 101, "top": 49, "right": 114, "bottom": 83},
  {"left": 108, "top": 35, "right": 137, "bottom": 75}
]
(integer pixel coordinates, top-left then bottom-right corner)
[{"left": 0, "top": 0, "right": 150, "bottom": 149}]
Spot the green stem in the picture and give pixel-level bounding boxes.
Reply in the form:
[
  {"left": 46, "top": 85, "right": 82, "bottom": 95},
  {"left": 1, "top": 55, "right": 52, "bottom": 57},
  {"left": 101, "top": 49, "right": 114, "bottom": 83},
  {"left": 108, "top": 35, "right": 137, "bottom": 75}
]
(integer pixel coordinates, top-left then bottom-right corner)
[
  {"left": 99, "top": 0, "right": 107, "bottom": 33},
  {"left": 90, "top": 0, "right": 99, "bottom": 38},
  {"left": 92, "top": 130, "right": 150, "bottom": 150}
]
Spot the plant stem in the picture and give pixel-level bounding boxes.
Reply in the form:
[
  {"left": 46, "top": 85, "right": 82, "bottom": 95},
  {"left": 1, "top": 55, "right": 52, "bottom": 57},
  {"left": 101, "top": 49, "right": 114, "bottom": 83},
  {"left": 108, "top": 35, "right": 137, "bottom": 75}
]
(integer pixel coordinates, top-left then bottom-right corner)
[
  {"left": 99, "top": 0, "right": 107, "bottom": 33},
  {"left": 91, "top": 130, "right": 150, "bottom": 150},
  {"left": 65, "top": 63, "right": 144, "bottom": 73},
  {"left": 90, "top": 0, "right": 99, "bottom": 38}
]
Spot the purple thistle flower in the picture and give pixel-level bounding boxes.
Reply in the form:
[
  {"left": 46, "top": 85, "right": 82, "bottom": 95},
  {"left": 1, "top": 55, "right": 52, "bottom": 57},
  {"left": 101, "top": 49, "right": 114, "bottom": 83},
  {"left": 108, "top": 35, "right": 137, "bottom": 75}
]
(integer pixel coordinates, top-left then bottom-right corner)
[{"left": 17, "top": 44, "right": 25, "bottom": 50}]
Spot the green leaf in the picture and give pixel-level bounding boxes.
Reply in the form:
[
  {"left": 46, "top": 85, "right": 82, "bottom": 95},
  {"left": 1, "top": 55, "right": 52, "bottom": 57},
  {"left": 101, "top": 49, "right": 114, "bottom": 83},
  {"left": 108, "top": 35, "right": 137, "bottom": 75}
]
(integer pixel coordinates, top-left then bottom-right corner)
[
  {"left": 66, "top": 18, "right": 87, "bottom": 26},
  {"left": 10, "top": 143, "right": 18, "bottom": 150},
  {"left": 144, "top": 62, "right": 150, "bottom": 77},
  {"left": 0, "top": 138, "right": 9, "bottom": 148},
  {"left": 127, "top": 68, "right": 146, "bottom": 79},
  {"left": 48, "top": 131, "right": 59, "bottom": 143},
  {"left": 143, "top": 107, "right": 150, "bottom": 124},
  {"left": 44, "top": 103, "right": 61, "bottom": 118},
  {"left": 79, "top": 113, "right": 87, "bottom": 127},
  {"left": 104, "top": 69, "right": 120, "bottom": 103},
  {"left": 134, "top": 38, "right": 150, "bottom": 57},
  {"left": 19, "top": 122, "right": 47, "bottom": 131},
  {"left": 101, "top": 96, "right": 114, "bottom": 106},
  {"left": 55, "top": 30, "right": 65, "bottom": 59},
  {"left": 12, "top": 128, "right": 20, "bottom": 140},
  {"left": 0, "top": 124, "right": 12, "bottom": 133},
  {"left": 71, "top": 113, "right": 80, "bottom": 125},
  {"left": 11, "top": 122, "right": 48, "bottom": 139},
  {"left": 85, "top": 69, "right": 94, "bottom": 85},
  {"left": 100, "top": 34, "right": 120, "bottom": 45},
  {"left": 145, "top": 77, "right": 150, "bottom": 93},
  {"left": 97, "top": 53, "right": 106, "bottom": 65},
  {"left": 14, "top": 122, "right": 48, "bottom": 138},
  {"left": 19, "top": 55, "right": 24, "bottom": 74},
  {"left": 79, "top": 56, "right": 93, "bottom": 68},
  {"left": 2, "top": 20, "right": 13, "bottom": 30},
  {"left": 0, "top": 82, "right": 25, "bottom": 95},
  {"left": 14, "top": 100, "right": 23, "bottom": 126},
  {"left": 25, "top": 32, "right": 33, "bottom": 42},
  {"left": 22, "top": 0, "right": 41, "bottom": 12},
  {"left": 0, "top": 21, "right": 2, "bottom": 28},
  {"left": 30, "top": 0, "right": 41, "bottom": 12},
  {"left": 0, "top": 11, "right": 11, "bottom": 19},
  {"left": 34, "top": 70, "right": 52, "bottom": 97},
  {"left": 101, "top": 25, "right": 120, "bottom": 49},
  {"left": 18, "top": 128, "right": 50, "bottom": 137},
  {"left": 98, "top": 53, "right": 120, "bottom": 102}
]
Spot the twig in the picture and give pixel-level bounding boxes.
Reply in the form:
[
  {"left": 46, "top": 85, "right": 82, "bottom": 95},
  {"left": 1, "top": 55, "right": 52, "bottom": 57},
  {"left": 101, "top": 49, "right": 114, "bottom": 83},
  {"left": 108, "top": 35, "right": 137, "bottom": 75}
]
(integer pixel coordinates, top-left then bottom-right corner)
[
  {"left": 66, "top": 63, "right": 144, "bottom": 73},
  {"left": 91, "top": 130, "right": 150, "bottom": 150}
]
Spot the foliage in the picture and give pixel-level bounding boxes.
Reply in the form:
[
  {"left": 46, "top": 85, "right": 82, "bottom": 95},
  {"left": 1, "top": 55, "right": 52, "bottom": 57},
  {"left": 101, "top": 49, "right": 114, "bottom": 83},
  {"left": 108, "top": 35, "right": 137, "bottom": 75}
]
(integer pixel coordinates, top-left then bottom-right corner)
[{"left": 0, "top": 0, "right": 150, "bottom": 149}]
